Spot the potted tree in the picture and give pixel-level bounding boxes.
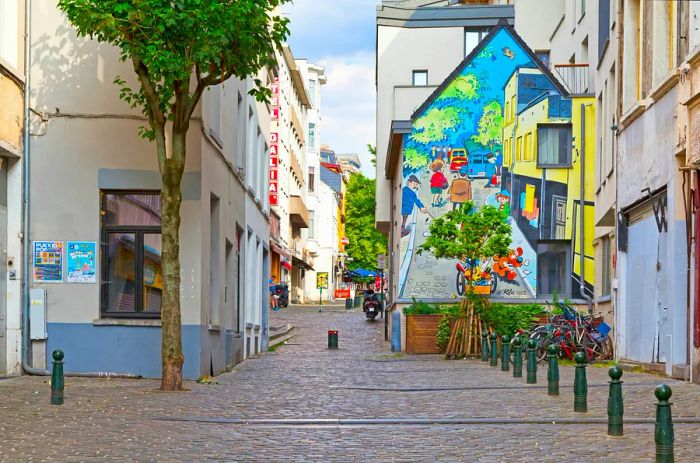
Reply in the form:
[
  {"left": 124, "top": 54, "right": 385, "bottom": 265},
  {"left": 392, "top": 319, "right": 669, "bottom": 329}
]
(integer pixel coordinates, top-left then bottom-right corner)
[{"left": 417, "top": 202, "right": 512, "bottom": 358}]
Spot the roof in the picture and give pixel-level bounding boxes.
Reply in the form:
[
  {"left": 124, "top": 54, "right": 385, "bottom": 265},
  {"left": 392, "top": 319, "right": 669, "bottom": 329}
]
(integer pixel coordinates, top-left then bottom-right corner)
[{"left": 410, "top": 22, "right": 570, "bottom": 121}]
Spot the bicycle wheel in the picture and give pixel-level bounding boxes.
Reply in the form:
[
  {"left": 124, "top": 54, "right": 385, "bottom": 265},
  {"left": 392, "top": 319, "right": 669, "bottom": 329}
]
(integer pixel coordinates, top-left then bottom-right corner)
[{"left": 529, "top": 329, "right": 550, "bottom": 363}]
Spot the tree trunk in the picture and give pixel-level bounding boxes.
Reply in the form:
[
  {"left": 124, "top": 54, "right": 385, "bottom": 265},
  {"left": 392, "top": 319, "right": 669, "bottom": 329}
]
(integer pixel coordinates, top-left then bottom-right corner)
[{"left": 159, "top": 130, "right": 186, "bottom": 391}]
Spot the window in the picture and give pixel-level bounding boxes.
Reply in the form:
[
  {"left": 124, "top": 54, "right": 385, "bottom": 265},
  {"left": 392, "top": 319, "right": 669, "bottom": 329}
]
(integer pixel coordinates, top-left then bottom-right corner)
[
  {"left": 465, "top": 28, "right": 488, "bottom": 57},
  {"left": 535, "top": 51, "right": 550, "bottom": 69},
  {"left": 524, "top": 132, "right": 532, "bottom": 161},
  {"left": 516, "top": 136, "right": 522, "bottom": 162},
  {"left": 537, "top": 242, "right": 571, "bottom": 296},
  {"left": 101, "top": 192, "right": 162, "bottom": 317},
  {"left": 579, "top": 0, "right": 586, "bottom": 21},
  {"left": 308, "top": 166, "right": 315, "bottom": 193},
  {"left": 308, "top": 79, "right": 316, "bottom": 107},
  {"left": 209, "top": 194, "right": 221, "bottom": 326},
  {"left": 309, "top": 123, "right": 316, "bottom": 150},
  {"left": 308, "top": 210, "right": 315, "bottom": 239},
  {"left": 0, "top": 0, "right": 18, "bottom": 68},
  {"left": 537, "top": 124, "right": 572, "bottom": 167},
  {"left": 600, "top": 236, "right": 612, "bottom": 296},
  {"left": 598, "top": 0, "right": 611, "bottom": 60},
  {"left": 412, "top": 70, "right": 428, "bottom": 86}
]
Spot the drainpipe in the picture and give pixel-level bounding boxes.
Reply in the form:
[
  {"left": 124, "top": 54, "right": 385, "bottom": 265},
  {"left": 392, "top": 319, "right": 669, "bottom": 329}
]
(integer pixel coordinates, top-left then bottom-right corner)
[
  {"left": 579, "top": 103, "right": 592, "bottom": 313},
  {"left": 20, "top": 0, "right": 138, "bottom": 378}
]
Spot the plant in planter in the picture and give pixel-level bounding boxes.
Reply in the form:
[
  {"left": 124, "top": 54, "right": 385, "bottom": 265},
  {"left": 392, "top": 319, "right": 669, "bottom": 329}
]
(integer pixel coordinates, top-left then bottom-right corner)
[
  {"left": 417, "top": 202, "right": 512, "bottom": 358},
  {"left": 403, "top": 298, "right": 446, "bottom": 354}
]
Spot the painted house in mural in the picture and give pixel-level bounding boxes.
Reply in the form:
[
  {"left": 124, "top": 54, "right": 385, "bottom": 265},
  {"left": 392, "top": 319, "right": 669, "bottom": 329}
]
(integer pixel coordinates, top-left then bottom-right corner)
[{"left": 389, "top": 24, "right": 595, "bottom": 303}]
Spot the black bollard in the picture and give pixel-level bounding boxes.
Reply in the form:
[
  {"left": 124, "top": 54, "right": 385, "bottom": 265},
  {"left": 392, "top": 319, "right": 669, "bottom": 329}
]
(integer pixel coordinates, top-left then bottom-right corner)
[
  {"left": 51, "top": 350, "right": 65, "bottom": 405},
  {"left": 512, "top": 336, "right": 523, "bottom": 378},
  {"left": 501, "top": 335, "right": 510, "bottom": 372},
  {"left": 481, "top": 331, "right": 489, "bottom": 362},
  {"left": 547, "top": 344, "right": 559, "bottom": 396},
  {"left": 328, "top": 330, "right": 339, "bottom": 349},
  {"left": 526, "top": 339, "right": 537, "bottom": 384},
  {"left": 489, "top": 333, "right": 498, "bottom": 367},
  {"left": 654, "top": 384, "right": 674, "bottom": 463},
  {"left": 607, "top": 365, "right": 624, "bottom": 436},
  {"left": 573, "top": 351, "right": 588, "bottom": 413}
]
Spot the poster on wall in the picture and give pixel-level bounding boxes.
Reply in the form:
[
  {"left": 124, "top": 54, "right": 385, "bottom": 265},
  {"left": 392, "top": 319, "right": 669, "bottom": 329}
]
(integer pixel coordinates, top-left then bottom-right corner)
[
  {"left": 33, "top": 241, "right": 63, "bottom": 283},
  {"left": 66, "top": 241, "right": 97, "bottom": 283}
]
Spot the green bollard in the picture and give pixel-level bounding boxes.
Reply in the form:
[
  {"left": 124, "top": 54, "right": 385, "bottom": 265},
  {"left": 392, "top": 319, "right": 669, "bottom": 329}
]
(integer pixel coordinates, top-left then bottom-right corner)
[
  {"left": 50, "top": 350, "right": 64, "bottom": 405},
  {"left": 547, "top": 344, "right": 560, "bottom": 396},
  {"left": 512, "top": 336, "right": 523, "bottom": 378},
  {"left": 526, "top": 339, "right": 537, "bottom": 384},
  {"left": 328, "top": 330, "right": 339, "bottom": 349},
  {"left": 489, "top": 333, "right": 498, "bottom": 367},
  {"left": 607, "top": 365, "right": 624, "bottom": 437},
  {"left": 654, "top": 384, "right": 674, "bottom": 463},
  {"left": 501, "top": 335, "right": 510, "bottom": 372},
  {"left": 573, "top": 351, "right": 588, "bottom": 413},
  {"left": 481, "top": 331, "right": 489, "bottom": 362}
]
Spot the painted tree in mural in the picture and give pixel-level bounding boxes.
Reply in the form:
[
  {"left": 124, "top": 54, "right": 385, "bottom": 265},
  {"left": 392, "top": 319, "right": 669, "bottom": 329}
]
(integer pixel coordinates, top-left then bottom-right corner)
[
  {"left": 58, "top": 0, "right": 290, "bottom": 390},
  {"left": 472, "top": 100, "right": 503, "bottom": 153}
]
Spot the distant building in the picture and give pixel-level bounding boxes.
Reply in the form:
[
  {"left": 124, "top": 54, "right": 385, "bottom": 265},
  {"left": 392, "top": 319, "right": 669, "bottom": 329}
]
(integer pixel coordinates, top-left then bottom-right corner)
[
  {"left": 335, "top": 153, "right": 362, "bottom": 175},
  {"left": 319, "top": 144, "right": 337, "bottom": 164}
]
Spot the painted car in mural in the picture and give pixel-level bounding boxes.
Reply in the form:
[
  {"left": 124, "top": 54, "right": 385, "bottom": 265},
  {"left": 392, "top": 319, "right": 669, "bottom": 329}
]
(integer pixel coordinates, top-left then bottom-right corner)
[{"left": 398, "top": 26, "right": 595, "bottom": 301}]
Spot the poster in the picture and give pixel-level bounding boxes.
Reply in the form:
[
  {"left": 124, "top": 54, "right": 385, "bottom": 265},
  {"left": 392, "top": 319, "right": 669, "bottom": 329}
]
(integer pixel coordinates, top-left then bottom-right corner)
[
  {"left": 33, "top": 241, "right": 63, "bottom": 283},
  {"left": 66, "top": 241, "right": 97, "bottom": 283}
]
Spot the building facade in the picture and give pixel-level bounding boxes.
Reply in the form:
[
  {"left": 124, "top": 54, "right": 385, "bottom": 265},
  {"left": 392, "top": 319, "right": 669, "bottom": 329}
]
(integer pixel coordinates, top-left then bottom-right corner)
[
  {"left": 0, "top": 0, "right": 25, "bottom": 375},
  {"left": 24, "top": 1, "right": 271, "bottom": 379}
]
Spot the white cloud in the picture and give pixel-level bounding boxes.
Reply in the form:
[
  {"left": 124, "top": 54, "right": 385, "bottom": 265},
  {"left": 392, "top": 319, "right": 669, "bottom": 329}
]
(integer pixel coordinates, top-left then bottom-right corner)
[{"left": 318, "top": 51, "right": 377, "bottom": 177}]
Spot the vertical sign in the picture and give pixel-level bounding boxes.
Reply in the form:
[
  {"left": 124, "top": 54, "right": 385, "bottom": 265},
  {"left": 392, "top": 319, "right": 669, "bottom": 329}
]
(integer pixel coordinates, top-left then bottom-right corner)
[
  {"left": 33, "top": 241, "right": 63, "bottom": 283},
  {"left": 269, "top": 78, "right": 280, "bottom": 206}
]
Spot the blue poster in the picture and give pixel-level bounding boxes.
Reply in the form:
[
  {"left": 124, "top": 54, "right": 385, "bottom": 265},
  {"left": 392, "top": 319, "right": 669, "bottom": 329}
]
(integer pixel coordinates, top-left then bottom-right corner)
[
  {"left": 66, "top": 241, "right": 97, "bottom": 283},
  {"left": 33, "top": 241, "right": 63, "bottom": 283}
]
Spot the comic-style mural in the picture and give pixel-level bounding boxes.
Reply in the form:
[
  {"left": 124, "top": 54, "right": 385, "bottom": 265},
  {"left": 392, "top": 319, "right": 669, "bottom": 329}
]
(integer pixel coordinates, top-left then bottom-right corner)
[{"left": 399, "top": 26, "right": 595, "bottom": 300}]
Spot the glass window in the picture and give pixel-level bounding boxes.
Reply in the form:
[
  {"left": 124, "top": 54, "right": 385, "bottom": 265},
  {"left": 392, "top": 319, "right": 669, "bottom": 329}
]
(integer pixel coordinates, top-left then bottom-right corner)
[
  {"left": 101, "top": 192, "right": 162, "bottom": 317},
  {"left": 308, "top": 79, "right": 316, "bottom": 107},
  {"left": 412, "top": 70, "right": 428, "bottom": 86},
  {"left": 309, "top": 123, "right": 316, "bottom": 150},
  {"left": 465, "top": 28, "right": 488, "bottom": 57},
  {"left": 308, "top": 210, "right": 315, "bottom": 239},
  {"left": 537, "top": 124, "right": 572, "bottom": 167},
  {"left": 537, "top": 242, "right": 570, "bottom": 296},
  {"left": 308, "top": 166, "right": 315, "bottom": 193},
  {"left": 600, "top": 236, "right": 612, "bottom": 296}
]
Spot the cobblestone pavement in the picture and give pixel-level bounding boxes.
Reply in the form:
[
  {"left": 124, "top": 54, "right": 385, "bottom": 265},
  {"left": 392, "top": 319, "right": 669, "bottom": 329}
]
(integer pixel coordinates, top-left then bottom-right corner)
[{"left": 2, "top": 304, "right": 700, "bottom": 461}]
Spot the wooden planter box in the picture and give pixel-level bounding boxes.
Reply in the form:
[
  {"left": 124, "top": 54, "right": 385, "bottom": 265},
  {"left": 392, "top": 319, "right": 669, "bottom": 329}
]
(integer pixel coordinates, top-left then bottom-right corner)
[{"left": 405, "top": 314, "right": 444, "bottom": 354}]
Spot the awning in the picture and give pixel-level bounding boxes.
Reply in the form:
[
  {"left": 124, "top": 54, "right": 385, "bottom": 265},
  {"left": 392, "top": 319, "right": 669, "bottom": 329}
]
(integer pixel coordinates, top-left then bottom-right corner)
[
  {"left": 270, "top": 239, "right": 292, "bottom": 260},
  {"left": 292, "top": 255, "right": 314, "bottom": 271}
]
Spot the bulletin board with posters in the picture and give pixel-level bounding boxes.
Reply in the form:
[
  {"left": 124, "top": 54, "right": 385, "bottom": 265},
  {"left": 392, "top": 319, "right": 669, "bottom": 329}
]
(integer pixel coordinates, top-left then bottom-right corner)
[{"left": 33, "top": 241, "right": 64, "bottom": 283}]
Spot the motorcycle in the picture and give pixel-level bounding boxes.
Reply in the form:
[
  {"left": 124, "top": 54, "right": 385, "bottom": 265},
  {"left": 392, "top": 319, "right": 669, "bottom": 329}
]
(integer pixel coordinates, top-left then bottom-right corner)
[
  {"left": 362, "top": 290, "right": 380, "bottom": 321},
  {"left": 273, "top": 283, "right": 289, "bottom": 308}
]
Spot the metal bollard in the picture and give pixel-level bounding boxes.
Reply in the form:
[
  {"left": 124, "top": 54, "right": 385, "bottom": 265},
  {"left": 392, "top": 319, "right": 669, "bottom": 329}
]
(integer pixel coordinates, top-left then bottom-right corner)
[
  {"left": 547, "top": 344, "right": 559, "bottom": 396},
  {"left": 607, "top": 365, "right": 624, "bottom": 436},
  {"left": 51, "top": 350, "right": 65, "bottom": 405},
  {"left": 526, "top": 339, "right": 537, "bottom": 384},
  {"left": 328, "top": 330, "right": 339, "bottom": 349},
  {"left": 573, "top": 351, "right": 588, "bottom": 413},
  {"left": 654, "top": 384, "right": 674, "bottom": 463},
  {"left": 489, "top": 333, "right": 498, "bottom": 367},
  {"left": 481, "top": 331, "right": 489, "bottom": 362},
  {"left": 512, "top": 336, "right": 523, "bottom": 378},
  {"left": 501, "top": 335, "right": 510, "bottom": 372}
]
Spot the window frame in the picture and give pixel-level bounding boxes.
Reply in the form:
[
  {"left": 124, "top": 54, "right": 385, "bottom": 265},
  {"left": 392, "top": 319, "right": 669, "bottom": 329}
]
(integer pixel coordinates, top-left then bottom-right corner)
[
  {"left": 100, "top": 190, "right": 163, "bottom": 319},
  {"left": 536, "top": 123, "right": 573, "bottom": 168},
  {"left": 464, "top": 27, "right": 489, "bottom": 58},
  {"left": 412, "top": 70, "right": 428, "bottom": 86}
]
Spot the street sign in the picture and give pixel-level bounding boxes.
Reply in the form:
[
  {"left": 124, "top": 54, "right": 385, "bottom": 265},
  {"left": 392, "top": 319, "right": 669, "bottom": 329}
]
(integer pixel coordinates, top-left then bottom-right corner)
[
  {"left": 377, "top": 254, "right": 386, "bottom": 270},
  {"left": 316, "top": 272, "right": 329, "bottom": 289}
]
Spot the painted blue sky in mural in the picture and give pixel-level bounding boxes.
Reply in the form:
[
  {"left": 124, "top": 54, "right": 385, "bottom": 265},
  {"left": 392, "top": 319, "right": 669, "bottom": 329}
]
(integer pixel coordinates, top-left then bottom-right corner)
[{"left": 403, "top": 28, "right": 537, "bottom": 178}]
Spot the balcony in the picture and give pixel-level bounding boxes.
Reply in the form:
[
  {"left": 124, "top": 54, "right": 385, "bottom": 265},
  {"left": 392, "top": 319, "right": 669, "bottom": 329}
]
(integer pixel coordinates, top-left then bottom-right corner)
[
  {"left": 290, "top": 195, "right": 309, "bottom": 229},
  {"left": 553, "top": 64, "right": 589, "bottom": 95}
]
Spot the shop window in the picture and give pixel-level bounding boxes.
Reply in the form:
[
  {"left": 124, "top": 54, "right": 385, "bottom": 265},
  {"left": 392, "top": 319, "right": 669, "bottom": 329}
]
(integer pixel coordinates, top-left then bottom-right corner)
[
  {"left": 101, "top": 191, "right": 162, "bottom": 317},
  {"left": 537, "top": 124, "right": 572, "bottom": 167},
  {"left": 537, "top": 241, "right": 571, "bottom": 297}
]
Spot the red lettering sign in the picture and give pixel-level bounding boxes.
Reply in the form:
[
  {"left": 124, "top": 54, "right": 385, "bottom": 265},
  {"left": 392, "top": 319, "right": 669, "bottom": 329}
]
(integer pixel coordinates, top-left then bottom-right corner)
[
  {"left": 335, "top": 289, "right": 351, "bottom": 299},
  {"left": 269, "top": 169, "right": 278, "bottom": 181},
  {"left": 270, "top": 157, "right": 278, "bottom": 168},
  {"left": 269, "top": 193, "right": 278, "bottom": 205}
]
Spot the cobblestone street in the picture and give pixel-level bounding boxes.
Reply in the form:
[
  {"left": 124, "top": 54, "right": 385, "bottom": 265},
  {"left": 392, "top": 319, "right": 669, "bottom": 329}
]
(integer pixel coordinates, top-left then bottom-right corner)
[{"left": 2, "top": 304, "right": 700, "bottom": 461}]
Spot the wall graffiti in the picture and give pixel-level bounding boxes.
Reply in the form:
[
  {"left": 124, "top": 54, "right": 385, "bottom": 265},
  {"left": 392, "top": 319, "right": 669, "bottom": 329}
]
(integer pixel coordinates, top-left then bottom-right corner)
[{"left": 399, "top": 27, "right": 595, "bottom": 301}]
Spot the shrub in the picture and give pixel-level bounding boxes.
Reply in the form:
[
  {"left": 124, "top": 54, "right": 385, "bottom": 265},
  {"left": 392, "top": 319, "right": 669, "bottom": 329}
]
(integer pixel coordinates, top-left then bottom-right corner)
[{"left": 475, "top": 302, "right": 545, "bottom": 337}]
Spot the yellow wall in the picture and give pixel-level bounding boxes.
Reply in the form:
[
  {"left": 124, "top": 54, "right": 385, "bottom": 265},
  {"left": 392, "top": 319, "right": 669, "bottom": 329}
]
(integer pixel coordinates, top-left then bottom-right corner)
[{"left": 0, "top": 73, "right": 23, "bottom": 151}]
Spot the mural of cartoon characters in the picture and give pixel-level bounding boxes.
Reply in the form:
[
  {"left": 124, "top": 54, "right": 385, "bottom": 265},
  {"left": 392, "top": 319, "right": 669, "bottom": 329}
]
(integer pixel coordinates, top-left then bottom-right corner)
[{"left": 398, "top": 26, "right": 595, "bottom": 301}]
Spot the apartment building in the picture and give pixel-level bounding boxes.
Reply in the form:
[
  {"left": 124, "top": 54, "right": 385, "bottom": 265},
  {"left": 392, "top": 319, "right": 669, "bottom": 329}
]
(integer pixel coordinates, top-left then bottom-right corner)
[
  {"left": 0, "top": 0, "right": 24, "bottom": 375},
  {"left": 23, "top": 0, "right": 271, "bottom": 379}
]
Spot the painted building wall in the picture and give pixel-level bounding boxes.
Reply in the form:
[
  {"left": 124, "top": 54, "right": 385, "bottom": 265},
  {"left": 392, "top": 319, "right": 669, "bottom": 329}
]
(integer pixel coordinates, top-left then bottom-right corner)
[{"left": 397, "top": 27, "right": 594, "bottom": 302}]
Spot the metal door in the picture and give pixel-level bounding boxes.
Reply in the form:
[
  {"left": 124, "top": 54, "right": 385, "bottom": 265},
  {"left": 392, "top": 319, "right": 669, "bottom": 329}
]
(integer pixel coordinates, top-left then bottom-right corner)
[{"left": 625, "top": 209, "right": 669, "bottom": 363}]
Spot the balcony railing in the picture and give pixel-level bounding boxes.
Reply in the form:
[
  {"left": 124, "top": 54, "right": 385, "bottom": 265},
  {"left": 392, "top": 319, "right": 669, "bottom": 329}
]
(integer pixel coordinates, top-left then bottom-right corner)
[{"left": 553, "top": 64, "right": 589, "bottom": 95}]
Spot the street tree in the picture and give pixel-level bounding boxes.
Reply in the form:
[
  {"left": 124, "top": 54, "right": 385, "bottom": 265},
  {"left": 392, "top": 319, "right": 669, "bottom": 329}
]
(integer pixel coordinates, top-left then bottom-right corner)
[
  {"left": 345, "top": 173, "right": 387, "bottom": 271},
  {"left": 57, "top": 0, "right": 290, "bottom": 390}
]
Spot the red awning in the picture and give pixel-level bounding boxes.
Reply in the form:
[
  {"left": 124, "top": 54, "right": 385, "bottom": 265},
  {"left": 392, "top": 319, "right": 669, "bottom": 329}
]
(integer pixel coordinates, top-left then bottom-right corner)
[{"left": 270, "top": 240, "right": 292, "bottom": 260}]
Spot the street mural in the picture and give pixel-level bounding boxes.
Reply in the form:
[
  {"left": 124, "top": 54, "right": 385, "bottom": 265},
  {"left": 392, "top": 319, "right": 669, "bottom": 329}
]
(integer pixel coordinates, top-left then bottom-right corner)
[{"left": 399, "top": 26, "right": 595, "bottom": 300}]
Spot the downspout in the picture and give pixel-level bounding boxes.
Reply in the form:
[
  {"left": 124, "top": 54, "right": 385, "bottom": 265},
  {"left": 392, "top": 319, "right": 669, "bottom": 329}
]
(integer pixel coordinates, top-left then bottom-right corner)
[
  {"left": 579, "top": 103, "right": 592, "bottom": 312},
  {"left": 20, "top": 0, "right": 138, "bottom": 378}
]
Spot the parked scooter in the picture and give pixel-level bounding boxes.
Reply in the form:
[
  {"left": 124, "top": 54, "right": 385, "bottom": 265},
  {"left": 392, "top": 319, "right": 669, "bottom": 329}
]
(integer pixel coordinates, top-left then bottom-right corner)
[
  {"left": 273, "top": 283, "right": 289, "bottom": 308},
  {"left": 363, "top": 289, "right": 380, "bottom": 321}
]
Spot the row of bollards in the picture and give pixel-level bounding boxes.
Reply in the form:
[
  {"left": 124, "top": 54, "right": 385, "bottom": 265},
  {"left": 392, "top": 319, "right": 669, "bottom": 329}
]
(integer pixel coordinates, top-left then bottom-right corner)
[{"left": 481, "top": 334, "right": 675, "bottom": 461}]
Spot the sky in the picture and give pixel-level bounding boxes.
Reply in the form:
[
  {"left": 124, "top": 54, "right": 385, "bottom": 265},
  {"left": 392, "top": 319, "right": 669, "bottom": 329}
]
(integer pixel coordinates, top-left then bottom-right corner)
[{"left": 283, "top": 0, "right": 378, "bottom": 177}]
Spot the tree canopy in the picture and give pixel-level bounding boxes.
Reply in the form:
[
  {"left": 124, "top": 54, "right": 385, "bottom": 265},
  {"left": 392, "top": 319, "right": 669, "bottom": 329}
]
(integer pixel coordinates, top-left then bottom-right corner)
[{"left": 344, "top": 174, "right": 387, "bottom": 271}]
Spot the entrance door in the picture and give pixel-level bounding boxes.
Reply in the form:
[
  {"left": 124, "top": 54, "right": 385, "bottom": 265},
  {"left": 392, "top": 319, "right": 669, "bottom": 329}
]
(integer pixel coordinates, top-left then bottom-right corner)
[{"left": 625, "top": 201, "right": 670, "bottom": 363}]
